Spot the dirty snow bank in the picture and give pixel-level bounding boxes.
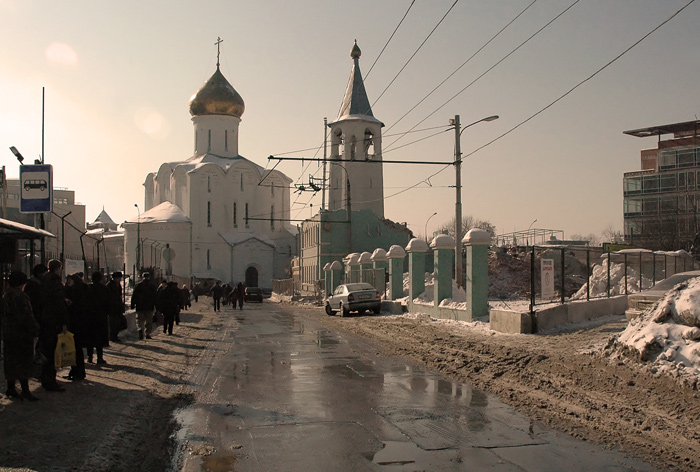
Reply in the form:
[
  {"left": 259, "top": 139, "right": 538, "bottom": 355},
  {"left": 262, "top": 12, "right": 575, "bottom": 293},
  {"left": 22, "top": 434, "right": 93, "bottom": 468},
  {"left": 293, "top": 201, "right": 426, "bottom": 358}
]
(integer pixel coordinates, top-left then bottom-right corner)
[{"left": 604, "top": 277, "right": 700, "bottom": 388}]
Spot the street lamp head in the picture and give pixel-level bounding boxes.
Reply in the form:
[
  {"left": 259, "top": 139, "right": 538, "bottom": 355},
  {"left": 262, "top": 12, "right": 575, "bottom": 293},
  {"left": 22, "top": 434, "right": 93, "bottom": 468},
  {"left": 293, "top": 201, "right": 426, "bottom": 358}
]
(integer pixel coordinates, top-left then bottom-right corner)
[
  {"left": 9, "top": 146, "right": 24, "bottom": 164},
  {"left": 483, "top": 115, "right": 499, "bottom": 122}
]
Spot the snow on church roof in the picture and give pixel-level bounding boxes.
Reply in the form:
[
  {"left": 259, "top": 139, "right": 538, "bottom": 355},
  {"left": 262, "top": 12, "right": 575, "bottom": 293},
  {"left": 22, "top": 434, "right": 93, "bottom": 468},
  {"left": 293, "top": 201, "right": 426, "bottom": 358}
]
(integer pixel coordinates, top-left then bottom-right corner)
[{"left": 125, "top": 201, "right": 191, "bottom": 224}]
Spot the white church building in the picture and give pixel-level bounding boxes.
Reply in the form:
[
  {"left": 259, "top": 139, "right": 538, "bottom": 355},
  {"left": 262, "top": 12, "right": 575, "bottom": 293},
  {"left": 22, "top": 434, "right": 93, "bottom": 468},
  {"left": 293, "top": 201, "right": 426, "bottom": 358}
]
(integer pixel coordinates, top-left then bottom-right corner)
[{"left": 123, "top": 52, "right": 296, "bottom": 288}]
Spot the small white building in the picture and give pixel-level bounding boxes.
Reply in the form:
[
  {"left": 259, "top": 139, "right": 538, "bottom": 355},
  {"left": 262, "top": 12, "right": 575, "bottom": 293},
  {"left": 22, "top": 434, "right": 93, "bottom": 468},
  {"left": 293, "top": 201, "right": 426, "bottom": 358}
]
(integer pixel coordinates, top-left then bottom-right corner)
[{"left": 123, "top": 55, "right": 296, "bottom": 288}]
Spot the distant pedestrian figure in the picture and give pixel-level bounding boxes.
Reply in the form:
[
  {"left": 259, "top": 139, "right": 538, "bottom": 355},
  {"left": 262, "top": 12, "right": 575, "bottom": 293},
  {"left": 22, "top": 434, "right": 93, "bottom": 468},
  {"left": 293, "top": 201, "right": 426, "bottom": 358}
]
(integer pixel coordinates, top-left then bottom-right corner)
[
  {"left": 65, "top": 273, "right": 89, "bottom": 381},
  {"left": 2, "top": 271, "right": 40, "bottom": 401},
  {"left": 211, "top": 281, "right": 223, "bottom": 312},
  {"left": 131, "top": 272, "right": 157, "bottom": 340},
  {"left": 158, "top": 281, "right": 182, "bottom": 335},
  {"left": 106, "top": 272, "right": 125, "bottom": 343},
  {"left": 86, "top": 272, "right": 110, "bottom": 364}
]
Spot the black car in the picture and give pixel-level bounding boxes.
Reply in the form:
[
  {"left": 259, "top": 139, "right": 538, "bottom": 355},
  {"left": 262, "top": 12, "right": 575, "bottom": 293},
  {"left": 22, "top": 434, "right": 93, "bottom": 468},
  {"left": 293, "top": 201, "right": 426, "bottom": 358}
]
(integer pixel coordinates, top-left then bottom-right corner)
[{"left": 244, "top": 287, "right": 264, "bottom": 302}]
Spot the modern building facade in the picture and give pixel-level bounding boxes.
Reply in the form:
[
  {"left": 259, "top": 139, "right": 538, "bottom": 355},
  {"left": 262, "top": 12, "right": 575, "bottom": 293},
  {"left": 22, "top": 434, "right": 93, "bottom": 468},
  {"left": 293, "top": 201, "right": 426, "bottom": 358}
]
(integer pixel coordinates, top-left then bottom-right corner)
[{"left": 623, "top": 119, "right": 700, "bottom": 250}]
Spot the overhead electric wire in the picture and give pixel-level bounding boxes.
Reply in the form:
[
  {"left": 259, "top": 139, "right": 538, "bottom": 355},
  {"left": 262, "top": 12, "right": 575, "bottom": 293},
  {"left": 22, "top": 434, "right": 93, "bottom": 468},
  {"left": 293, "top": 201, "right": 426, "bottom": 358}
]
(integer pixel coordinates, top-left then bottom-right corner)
[
  {"left": 462, "top": 0, "right": 697, "bottom": 161},
  {"left": 384, "top": 0, "right": 538, "bottom": 134},
  {"left": 364, "top": 0, "right": 416, "bottom": 80},
  {"left": 370, "top": 0, "right": 460, "bottom": 109},
  {"left": 384, "top": 0, "right": 581, "bottom": 153}
]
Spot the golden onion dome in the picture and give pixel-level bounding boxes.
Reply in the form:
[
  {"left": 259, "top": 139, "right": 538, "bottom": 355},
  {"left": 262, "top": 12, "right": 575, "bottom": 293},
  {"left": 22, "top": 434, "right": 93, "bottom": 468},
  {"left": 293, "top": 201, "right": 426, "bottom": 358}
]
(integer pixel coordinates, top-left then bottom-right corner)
[
  {"left": 351, "top": 41, "right": 361, "bottom": 59},
  {"left": 188, "top": 67, "right": 245, "bottom": 117}
]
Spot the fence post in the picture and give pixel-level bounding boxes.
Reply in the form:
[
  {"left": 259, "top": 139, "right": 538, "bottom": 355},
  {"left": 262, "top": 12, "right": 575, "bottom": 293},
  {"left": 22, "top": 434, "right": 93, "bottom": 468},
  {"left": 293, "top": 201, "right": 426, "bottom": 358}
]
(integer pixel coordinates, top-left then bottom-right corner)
[
  {"left": 624, "top": 253, "right": 628, "bottom": 295},
  {"left": 530, "top": 246, "right": 536, "bottom": 315},
  {"left": 606, "top": 251, "right": 611, "bottom": 298},
  {"left": 586, "top": 250, "right": 590, "bottom": 301},
  {"left": 560, "top": 247, "right": 565, "bottom": 304}
]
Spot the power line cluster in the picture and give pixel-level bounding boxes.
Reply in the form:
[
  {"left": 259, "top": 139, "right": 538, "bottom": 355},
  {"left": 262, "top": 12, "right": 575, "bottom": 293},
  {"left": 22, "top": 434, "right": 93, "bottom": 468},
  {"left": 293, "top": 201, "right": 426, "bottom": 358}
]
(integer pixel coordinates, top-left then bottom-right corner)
[{"left": 260, "top": 0, "right": 695, "bottom": 222}]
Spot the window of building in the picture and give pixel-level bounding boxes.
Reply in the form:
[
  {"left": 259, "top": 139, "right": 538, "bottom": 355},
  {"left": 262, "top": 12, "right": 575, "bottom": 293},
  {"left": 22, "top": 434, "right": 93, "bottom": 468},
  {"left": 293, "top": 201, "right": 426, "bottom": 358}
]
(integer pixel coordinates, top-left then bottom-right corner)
[
  {"left": 642, "top": 197, "right": 659, "bottom": 215},
  {"left": 659, "top": 151, "right": 676, "bottom": 170},
  {"left": 642, "top": 175, "right": 659, "bottom": 193},
  {"left": 208, "top": 129, "right": 212, "bottom": 151},
  {"left": 624, "top": 176, "right": 642, "bottom": 194},
  {"left": 271, "top": 181, "right": 275, "bottom": 197},
  {"left": 270, "top": 205, "right": 275, "bottom": 230},
  {"left": 690, "top": 171, "right": 697, "bottom": 190},
  {"left": 660, "top": 196, "right": 677, "bottom": 214},
  {"left": 659, "top": 174, "right": 676, "bottom": 192},
  {"left": 207, "top": 201, "right": 212, "bottom": 227},
  {"left": 678, "top": 150, "right": 695, "bottom": 167},
  {"left": 207, "top": 249, "right": 211, "bottom": 270},
  {"left": 233, "top": 202, "right": 237, "bottom": 228},
  {"left": 245, "top": 203, "right": 249, "bottom": 228},
  {"left": 225, "top": 130, "right": 228, "bottom": 152},
  {"left": 679, "top": 172, "right": 686, "bottom": 190},
  {"left": 207, "top": 176, "right": 211, "bottom": 193},
  {"left": 240, "top": 174, "right": 244, "bottom": 191}
]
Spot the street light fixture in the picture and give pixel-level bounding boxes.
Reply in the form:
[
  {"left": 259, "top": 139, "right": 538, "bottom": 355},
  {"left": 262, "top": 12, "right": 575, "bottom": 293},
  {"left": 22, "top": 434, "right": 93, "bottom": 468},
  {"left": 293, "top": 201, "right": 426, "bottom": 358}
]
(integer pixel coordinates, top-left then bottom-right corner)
[
  {"left": 424, "top": 212, "right": 438, "bottom": 243},
  {"left": 527, "top": 218, "right": 537, "bottom": 247},
  {"left": 9, "top": 146, "right": 24, "bottom": 165},
  {"left": 451, "top": 114, "right": 499, "bottom": 289}
]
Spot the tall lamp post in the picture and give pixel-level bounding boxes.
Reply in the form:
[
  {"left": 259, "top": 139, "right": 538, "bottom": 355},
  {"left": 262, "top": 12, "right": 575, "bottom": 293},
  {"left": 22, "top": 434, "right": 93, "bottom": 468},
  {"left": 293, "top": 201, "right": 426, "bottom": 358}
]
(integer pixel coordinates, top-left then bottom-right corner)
[
  {"left": 527, "top": 218, "right": 537, "bottom": 247},
  {"left": 134, "top": 204, "right": 141, "bottom": 273},
  {"left": 424, "top": 212, "right": 437, "bottom": 242},
  {"left": 451, "top": 114, "right": 499, "bottom": 289}
]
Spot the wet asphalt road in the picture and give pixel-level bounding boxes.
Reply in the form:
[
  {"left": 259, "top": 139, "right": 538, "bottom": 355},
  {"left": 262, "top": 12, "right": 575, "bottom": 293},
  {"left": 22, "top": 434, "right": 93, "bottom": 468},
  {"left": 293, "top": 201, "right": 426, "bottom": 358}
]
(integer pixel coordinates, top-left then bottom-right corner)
[{"left": 176, "top": 302, "right": 658, "bottom": 472}]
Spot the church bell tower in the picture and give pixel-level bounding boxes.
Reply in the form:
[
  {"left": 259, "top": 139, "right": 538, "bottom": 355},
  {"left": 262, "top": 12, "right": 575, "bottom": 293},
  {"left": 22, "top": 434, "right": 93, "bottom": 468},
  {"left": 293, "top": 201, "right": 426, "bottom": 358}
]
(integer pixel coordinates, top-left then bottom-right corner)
[{"left": 328, "top": 41, "right": 385, "bottom": 218}]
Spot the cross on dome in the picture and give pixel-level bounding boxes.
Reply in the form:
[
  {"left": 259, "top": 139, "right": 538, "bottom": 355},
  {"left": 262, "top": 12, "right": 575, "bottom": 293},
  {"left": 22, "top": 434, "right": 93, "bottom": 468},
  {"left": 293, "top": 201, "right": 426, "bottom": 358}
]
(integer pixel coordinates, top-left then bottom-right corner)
[{"left": 215, "top": 36, "right": 223, "bottom": 68}]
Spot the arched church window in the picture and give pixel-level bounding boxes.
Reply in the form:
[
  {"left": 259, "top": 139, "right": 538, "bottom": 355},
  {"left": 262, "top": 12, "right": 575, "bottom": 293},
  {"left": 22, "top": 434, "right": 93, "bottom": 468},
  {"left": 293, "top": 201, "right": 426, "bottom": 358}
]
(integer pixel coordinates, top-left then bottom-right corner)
[
  {"left": 207, "top": 176, "right": 211, "bottom": 193},
  {"left": 207, "top": 201, "right": 212, "bottom": 227},
  {"left": 271, "top": 181, "right": 275, "bottom": 197},
  {"left": 208, "top": 129, "right": 212, "bottom": 152},
  {"left": 270, "top": 205, "right": 275, "bottom": 230},
  {"left": 364, "top": 129, "right": 374, "bottom": 159},
  {"left": 225, "top": 130, "right": 228, "bottom": 152},
  {"left": 233, "top": 202, "right": 237, "bottom": 228},
  {"left": 207, "top": 249, "right": 211, "bottom": 270},
  {"left": 240, "top": 174, "right": 244, "bottom": 192},
  {"left": 245, "top": 202, "right": 249, "bottom": 228}
]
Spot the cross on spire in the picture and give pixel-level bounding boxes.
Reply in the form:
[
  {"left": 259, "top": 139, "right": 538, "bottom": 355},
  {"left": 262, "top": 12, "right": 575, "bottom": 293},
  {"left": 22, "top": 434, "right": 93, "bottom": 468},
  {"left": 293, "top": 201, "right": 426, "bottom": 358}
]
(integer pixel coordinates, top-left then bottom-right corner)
[{"left": 215, "top": 37, "right": 223, "bottom": 68}]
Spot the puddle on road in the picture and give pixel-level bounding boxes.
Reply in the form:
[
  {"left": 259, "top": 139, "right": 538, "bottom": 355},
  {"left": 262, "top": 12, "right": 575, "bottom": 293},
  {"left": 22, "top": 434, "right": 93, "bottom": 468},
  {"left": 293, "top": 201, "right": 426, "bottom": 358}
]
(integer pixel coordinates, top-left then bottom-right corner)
[
  {"left": 367, "top": 441, "right": 432, "bottom": 467},
  {"left": 200, "top": 455, "right": 237, "bottom": 472}
]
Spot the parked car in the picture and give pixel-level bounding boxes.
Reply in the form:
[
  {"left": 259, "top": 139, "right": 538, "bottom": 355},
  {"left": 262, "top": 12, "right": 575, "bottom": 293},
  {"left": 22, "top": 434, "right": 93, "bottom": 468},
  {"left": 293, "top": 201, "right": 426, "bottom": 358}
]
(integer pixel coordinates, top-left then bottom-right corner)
[
  {"left": 244, "top": 287, "right": 264, "bottom": 302},
  {"left": 625, "top": 270, "right": 700, "bottom": 320},
  {"left": 325, "top": 283, "right": 381, "bottom": 316}
]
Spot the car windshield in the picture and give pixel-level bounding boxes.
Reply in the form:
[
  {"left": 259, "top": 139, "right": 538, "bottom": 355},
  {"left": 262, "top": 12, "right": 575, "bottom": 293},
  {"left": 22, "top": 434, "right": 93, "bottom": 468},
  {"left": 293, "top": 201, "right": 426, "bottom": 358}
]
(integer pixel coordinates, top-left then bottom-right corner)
[{"left": 345, "top": 283, "right": 374, "bottom": 292}]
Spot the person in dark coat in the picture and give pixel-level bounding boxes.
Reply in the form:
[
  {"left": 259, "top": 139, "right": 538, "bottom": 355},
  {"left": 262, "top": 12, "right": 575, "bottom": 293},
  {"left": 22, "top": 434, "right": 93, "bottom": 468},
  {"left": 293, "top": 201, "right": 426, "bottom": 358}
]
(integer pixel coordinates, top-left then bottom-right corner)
[
  {"left": 158, "top": 281, "right": 182, "bottom": 335},
  {"left": 106, "top": 272, "right": 125, "bottom": 343},
  {"left": 211, "top": 281, "right": 223, "bottom": 311},
  {"left": 86, "top": 272, "right": 110, "bottom": 364},
  {"left": 24, "top": 264, "right": 47, "bottom": 323},
  {"left": 131, "top": 272, "right": 157, "bottom": 340},
  {"left": 236, "top": 282, "right": 245, "bottom": 310},
  {"left": 2, "top": 271, "right": 40, "bottom": 401},
  {"left": 39, "top": 259, "right": 69, "bottom": 392},
  {"left": 65, "top": 273, "right": 89, "bottom": 380}
]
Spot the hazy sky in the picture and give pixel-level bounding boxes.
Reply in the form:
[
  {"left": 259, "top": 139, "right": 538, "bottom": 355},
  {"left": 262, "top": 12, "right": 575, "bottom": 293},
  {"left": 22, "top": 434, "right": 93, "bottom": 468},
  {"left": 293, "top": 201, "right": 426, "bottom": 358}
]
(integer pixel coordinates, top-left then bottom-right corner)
[{"left": 1, "top": 0, "right": 698, "bottom": 241}]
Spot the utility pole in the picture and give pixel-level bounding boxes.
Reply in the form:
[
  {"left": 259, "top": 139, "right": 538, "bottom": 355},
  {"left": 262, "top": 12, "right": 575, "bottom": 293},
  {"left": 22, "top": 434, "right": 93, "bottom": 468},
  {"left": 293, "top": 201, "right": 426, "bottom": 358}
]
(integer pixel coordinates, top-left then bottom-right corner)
[
  {"left": 322, "top": 117, "right": 327, "bottom": 210},
  {"left": 453, "top": 114, "right": 463, "bottom": 289}
]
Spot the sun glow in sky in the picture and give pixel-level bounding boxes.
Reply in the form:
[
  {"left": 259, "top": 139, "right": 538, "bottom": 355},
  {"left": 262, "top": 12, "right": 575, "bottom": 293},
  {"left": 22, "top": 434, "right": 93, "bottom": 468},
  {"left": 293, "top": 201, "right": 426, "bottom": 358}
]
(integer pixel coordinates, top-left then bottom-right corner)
[{"left": 1, "top": 0, "right": 698, "bottom": 241}]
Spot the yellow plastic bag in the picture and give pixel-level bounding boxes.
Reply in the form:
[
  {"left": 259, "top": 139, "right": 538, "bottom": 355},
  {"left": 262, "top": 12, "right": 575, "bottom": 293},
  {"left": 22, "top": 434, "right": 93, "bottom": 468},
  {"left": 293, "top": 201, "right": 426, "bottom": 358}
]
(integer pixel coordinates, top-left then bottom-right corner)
[{"left": 54, "top": 331, "right": 76, "bottom": 370}]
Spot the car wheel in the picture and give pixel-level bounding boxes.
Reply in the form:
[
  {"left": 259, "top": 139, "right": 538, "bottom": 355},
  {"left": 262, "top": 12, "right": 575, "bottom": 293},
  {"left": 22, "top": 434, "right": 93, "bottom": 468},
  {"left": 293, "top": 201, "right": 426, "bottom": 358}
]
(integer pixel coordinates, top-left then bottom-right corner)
[
  {"left": 339, "top": 302, "right": 349, "bottom": 317},
  {"left": 325, "top": 303, "right": 333, "bottom": 316},
  {"left": 372, "top": 305, "right": 381, "bottom": 315}
]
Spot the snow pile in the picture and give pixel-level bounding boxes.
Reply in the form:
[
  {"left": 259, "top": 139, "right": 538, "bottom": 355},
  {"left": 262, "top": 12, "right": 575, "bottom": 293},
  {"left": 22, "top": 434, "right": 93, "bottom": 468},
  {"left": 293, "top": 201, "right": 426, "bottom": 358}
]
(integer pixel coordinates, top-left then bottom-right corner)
[
  {"left": 571, "top": 259, "right": 653, "bottom": 300},
  {"left": 604, "top": 277, "right": 700, "bottom": 388},
  {"left": 408, "top": 272, "right": 467, "bottom": 309}
]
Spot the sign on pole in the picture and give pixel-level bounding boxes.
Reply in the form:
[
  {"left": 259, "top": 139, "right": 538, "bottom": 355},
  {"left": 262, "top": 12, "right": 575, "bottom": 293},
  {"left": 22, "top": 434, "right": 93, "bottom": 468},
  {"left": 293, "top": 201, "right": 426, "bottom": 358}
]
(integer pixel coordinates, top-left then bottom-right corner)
[
  {"left": 541, "top": 258, "right": 555, "bottom": 299},
  {"left": 20, "top": 164, "right": 53, "bottom": 213}
]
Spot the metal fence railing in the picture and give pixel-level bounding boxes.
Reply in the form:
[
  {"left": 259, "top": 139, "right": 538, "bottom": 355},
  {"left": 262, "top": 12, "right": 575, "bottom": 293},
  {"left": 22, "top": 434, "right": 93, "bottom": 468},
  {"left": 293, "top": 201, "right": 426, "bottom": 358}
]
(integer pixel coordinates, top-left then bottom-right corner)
[{"left": 521, "top": 245, "right": 696, "bottom": 310}]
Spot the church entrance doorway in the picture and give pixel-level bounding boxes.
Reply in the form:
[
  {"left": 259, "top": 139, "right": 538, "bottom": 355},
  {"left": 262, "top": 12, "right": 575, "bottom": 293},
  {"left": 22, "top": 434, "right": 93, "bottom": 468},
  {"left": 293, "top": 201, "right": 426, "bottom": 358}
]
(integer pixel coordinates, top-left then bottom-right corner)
[{"left": 245, "top": 266, "right": 259, "bottom": 287}]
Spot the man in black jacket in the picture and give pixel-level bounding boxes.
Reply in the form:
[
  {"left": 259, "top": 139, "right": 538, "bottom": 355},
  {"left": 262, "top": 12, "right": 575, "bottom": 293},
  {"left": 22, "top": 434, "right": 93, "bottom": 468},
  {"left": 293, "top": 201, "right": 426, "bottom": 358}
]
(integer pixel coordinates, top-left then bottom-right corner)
[
  {"left": 107, "top": 272, "right": 125, "bottom": 342},
  {"left": 131, "top": 272, "right": 157, "bottom": 340}
]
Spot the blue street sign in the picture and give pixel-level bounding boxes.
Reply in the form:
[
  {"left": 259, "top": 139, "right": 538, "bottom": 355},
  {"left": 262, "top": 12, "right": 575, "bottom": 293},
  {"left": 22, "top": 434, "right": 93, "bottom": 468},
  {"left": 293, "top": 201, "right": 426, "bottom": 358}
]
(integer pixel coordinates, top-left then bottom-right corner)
[{"left": 20, "top": 164, "right": 53, "bottom": 213}]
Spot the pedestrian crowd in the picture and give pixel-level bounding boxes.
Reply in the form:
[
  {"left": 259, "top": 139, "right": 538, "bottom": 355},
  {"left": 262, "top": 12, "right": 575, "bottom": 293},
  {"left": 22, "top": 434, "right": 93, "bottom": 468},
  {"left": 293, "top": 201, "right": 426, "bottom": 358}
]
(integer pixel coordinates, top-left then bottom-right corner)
[{"left": 1, "top": 261, "right": 193, "bottom": 403}]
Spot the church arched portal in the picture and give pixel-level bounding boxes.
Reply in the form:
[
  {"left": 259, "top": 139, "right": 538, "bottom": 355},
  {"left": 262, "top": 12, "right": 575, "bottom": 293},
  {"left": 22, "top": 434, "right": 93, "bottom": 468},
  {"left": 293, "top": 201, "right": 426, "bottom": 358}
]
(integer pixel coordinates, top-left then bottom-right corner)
[{"left": 245, "top": 266, "right": 259, "bottom": 288}]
